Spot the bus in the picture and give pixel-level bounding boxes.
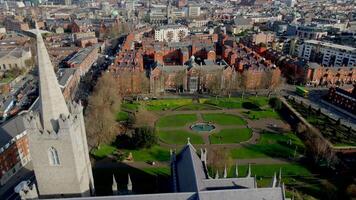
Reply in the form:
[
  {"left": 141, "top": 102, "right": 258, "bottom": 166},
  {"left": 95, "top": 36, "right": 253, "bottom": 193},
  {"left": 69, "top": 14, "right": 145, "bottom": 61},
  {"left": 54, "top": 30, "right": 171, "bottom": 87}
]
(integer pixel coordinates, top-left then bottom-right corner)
[{"left": 296, "top": 86, "right": 309, "bottom": 97}]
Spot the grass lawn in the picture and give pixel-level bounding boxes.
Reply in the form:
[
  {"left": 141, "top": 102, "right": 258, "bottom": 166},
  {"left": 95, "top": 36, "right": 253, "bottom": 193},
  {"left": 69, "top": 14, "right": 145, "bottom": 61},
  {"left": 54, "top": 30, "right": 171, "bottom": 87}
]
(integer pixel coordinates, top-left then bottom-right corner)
[
  {"left": 116, "top": 111, "right": 129, "bottom": 121},
  {"left": 244, "top": 108, "right": 280, "bottom": 120},
  {"left": 224, "top": 163, "right": 312, "bottom": 178},
  {"left": 204, "top": 96, "right": 270, "bottom": 109},
  {"left": 209, "top": 128, "right": 252, "bottom": 144},
  {"left": 156, "top": 114, "right": 197, "bottom": 128},
  {"left": 91, "top": 144, "right": 116, "bottom": 158},
  {"left": 143, "top": 99, "right": 192, "bottom": 111},
  {"left": 0, "top": 76, "right": 14, "bottom": 83},
  {"left": 174, "top": 103, "right": 220, "bottom": 111},
  {"left": 204, "top": 98, "right": 243, "bottom": 109},
  {"left": 158, "top": 130, "right": 204, "bottom": 144},
  {"left": 122, "top": 146, "right": 170, "bottom": 162},
  {"left": 122, "top": 102, "right": 140, "bottom": 111},
  {"left": 94, "top": 166, "right": 171, "bottom": 195},
  {"left": 230, "top": 132, "right": 304, "bottom": 159},
  {"left": 141, "top": 167, "right": 170, "bottom": 176},
  {"left": 202, "top": 113, "right": 246, "bottom": 125}
]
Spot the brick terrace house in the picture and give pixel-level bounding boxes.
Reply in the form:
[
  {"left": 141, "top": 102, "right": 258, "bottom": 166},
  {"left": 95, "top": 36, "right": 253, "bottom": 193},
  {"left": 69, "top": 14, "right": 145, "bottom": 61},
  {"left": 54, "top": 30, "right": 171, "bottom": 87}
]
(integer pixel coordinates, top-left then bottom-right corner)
[
  {"left": 222, "top": 38, "right": 281, "bottom": 89},
  {"left": 325, "top": 86, "right": 356, "bottom": 115},
  {"left": 264, "top": 48, "right": 356, "bottom": 85},
  {"left": 66, "top": 45, "right": 99, "bottom": 76},
  {"left": 0, "top": 114, "right": 30, "bottom": 186}
]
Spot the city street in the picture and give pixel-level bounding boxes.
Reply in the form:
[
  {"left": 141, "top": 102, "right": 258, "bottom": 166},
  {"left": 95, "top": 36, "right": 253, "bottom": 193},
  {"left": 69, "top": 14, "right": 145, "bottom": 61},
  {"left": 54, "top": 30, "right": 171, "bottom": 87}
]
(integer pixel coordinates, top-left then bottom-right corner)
[{"left": 0, "top": 163, "right": 34, "bottom": 200}]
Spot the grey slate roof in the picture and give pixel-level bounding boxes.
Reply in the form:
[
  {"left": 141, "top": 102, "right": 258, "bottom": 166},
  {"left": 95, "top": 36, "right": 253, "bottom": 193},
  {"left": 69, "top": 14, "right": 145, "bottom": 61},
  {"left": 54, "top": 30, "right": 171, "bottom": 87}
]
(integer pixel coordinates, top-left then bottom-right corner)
[
  {"left": 175, "top": 144, "right": 207, "bottom": 192},
  {"left": 0, "top": 114, "right": 26, "bottom": 147}
]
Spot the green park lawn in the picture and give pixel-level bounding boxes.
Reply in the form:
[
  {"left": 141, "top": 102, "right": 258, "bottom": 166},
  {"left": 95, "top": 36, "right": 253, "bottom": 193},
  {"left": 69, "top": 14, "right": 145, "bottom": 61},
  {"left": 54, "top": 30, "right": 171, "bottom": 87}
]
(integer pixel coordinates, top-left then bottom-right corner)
[
  {"left": 174, "top": 103, "right": 220, "bottom": 111},
  {"left": 156, "top": 114, "right": 197, "bottom": 128},
  {"left": 116, "top": 111, "right": 129, "bottom": 121},
  {"left": 244, "top": 108, "right": 280, "bottom": 120},
  {"left": 230, "top": 131, "right": 304, "bottom": 159},
  {"left": 122, "top": 102, "right": 140, "bottom": 111},
  {"left": 144, "top": 99, "right": 192, "bottom": 111},
  {"left": 225, "top": 163, "right": 312, "bottom": 178},
  {"left": 209, "top": 128, "right": 252, "bottom": 144},
  {"left": 122, "top": 146, "right": 170, "bottom": 162},
  {"left": 91, "top": 144, "right": 116, "bottom": 158},
  {"left": 203, "top": 96, "right": 270, "bottom": 109},
  {"left": 158, "top": 130, "right": 204, "bottom": 144},
  {"left": 202, "top": 113, "right": 246, "bottom": 125}
]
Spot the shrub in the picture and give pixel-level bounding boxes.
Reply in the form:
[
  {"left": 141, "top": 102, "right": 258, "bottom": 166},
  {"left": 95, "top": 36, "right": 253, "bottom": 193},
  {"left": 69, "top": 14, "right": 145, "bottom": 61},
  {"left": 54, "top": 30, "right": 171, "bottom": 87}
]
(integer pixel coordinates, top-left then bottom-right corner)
[
  {"left": 269, "top": 97, "right": 282, "bottom": 110},
  {"left": 132, "top": 126, "right": 157, "bottom": 149},
  {"left": 116, "top": 126, "right": 157, "bottom": 149}
]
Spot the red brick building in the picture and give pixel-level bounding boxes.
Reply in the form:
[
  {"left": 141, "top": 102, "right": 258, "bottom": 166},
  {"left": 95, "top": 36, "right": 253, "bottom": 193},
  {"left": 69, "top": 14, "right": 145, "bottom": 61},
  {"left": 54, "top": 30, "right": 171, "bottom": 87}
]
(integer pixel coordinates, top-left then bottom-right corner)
[
  {"left": 66, "top": 45, "right": 99, "bottom": 76},
  {"left": 264, "top": 48, "right": 356, "bottom": 85},
  {"left": 326, "top": 86, "right": 356, "bottom": 115},
  {"left": 0, "top": 115, "right": 30, "bottom": 186}
]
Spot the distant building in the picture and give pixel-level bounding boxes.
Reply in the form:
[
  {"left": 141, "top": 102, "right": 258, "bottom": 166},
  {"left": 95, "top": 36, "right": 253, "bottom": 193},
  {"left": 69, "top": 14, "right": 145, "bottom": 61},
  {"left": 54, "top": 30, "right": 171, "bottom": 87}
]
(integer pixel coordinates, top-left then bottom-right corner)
[
  {"left": 0, "top": 114, "right": 30, "bottom": 186},
  {"left": 326, "top": 86, "right": 356, "bottom": 115},
  {"left": 176, "top": 0, "right": 187, "bottom": 8},
  {"left": 56, "top": 68, "right": 80, "bottom": 101},
  {"left": 66, "top": 45, "right": 99, "bottom": 76},
  {"left": 4, "top": 17, "right": 29, "bottom": 32},
  {"left": 226, "top": 18, "right": 253, "bottom": 35},
  {"left": 296, "top": 26, "right": 327, "bottom": 40},
  {"left": 251, "top": 32, "right": 275, "bottom": 46},
  {"left": 188, "top": 4, "right": 201, "bottom": 18},
  {"left": 0, "top": 47, "right": 32, "bottom": 71},
  {"left": 298, "top": 40, "right": 356, "bottom": 67},
  {"left": 155, "top": 25, "right": 189, "bottom": 42},
  {"left": 305, "top": 62, "right": 356, "bottom": 86}
]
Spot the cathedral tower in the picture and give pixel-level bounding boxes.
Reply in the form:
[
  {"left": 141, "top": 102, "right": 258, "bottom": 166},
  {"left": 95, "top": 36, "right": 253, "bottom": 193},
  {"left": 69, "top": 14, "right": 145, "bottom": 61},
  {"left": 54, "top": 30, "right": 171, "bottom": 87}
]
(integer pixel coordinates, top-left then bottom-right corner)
[{"left": 25, "top": 28, "right": 94, "bottom": 198}]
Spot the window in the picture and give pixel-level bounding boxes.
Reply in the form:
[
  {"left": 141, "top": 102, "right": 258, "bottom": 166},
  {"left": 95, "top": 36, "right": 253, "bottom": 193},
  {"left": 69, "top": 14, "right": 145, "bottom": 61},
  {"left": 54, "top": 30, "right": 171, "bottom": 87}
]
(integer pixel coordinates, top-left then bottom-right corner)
[{"left": 48, "top": 147, "right": 60, "bottom": 166}]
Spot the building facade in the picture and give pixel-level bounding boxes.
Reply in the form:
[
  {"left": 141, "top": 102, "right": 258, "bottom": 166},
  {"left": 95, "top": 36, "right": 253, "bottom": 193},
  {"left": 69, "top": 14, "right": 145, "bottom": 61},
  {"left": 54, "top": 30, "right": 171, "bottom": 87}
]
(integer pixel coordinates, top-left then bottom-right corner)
[
  {"left": 0, "top": 115, "right": 30, "bottom": 186},
  {"left": 155, "top": 25, "right": 189, "bottom": 42},
  {"left": 0, "top": 47, "right": 32, "bottom": 71},
  {"left": 298, "top": 40, "right": 356, "bottom": 67},
  {"left": 325, "top": 86, "right": 356, "bottom": 115}
]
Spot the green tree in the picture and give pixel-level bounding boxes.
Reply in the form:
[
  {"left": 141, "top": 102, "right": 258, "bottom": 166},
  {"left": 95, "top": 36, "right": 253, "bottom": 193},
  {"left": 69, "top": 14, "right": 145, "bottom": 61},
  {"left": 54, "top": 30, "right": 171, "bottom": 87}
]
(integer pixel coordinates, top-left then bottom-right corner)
[
  {"left": 269, "top": 97, "right": 282, "bottom": 110},
  {"left": 131, "top": 126, "right": 157, "bottom": 149}
]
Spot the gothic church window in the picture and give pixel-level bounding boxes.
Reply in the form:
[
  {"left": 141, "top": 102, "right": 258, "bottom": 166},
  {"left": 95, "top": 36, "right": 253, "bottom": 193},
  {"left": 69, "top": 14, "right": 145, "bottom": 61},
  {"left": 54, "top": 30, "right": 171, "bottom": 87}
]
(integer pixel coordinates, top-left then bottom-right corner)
[{"left": 48, "top": 147, "right": 60, "bottom": 166}]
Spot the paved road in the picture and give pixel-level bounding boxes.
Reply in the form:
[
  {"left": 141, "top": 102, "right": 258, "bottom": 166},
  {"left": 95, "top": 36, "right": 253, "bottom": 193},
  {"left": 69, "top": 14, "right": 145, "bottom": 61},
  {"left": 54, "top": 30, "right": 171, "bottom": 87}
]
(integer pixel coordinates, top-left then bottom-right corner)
[{"left": 0, "top": 163, "right": 34, "bottom": 200}]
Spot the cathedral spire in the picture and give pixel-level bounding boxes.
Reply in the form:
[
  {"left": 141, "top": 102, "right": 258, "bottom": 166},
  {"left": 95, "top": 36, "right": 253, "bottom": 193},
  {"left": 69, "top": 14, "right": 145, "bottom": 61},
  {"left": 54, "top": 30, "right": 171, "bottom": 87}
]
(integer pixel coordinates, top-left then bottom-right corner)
[{"left": 34, "top": 27, "right": 69, "bottom": 131}]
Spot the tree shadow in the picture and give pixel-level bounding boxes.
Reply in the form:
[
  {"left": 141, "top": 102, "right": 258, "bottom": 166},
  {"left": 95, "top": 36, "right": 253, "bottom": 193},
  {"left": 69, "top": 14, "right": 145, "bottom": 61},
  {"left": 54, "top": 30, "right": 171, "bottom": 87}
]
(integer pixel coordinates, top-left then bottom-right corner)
[
  {"left": 93, "top": 162, "right": 171, "bottom": 196},
  {"left": 242, "top": 102, "right": 261, "bottom": 111}
]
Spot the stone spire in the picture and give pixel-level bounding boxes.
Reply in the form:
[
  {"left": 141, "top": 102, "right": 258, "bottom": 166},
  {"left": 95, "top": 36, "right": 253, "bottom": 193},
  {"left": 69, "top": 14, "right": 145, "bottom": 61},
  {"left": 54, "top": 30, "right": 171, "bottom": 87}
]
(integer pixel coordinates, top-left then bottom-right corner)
[
  {"left": 34, "top": 28, "right": 69, "bottom": 131},
  {"left": 112, "top": 175, "right": 118, "bottom": 195},
  {"left": 127, "top": 174, "right": 132, "bottom": 192},
  {"left": 271, "top": 172, "right": 277, "bottom": 188},
  {"left": 246, "top": 163, "right": 251, "bottom": 177},
  {"left": 235, "top": 162, "right": 239, "bottom": 177},
  {"left": 215, "top": 169, "right": 219, "bottom": 179},
  {"left": 223, "top": 165, "right": 227, "bottom": 178},
  {"left": 278, "top": 168, "right": 282, "bottom": 187}
]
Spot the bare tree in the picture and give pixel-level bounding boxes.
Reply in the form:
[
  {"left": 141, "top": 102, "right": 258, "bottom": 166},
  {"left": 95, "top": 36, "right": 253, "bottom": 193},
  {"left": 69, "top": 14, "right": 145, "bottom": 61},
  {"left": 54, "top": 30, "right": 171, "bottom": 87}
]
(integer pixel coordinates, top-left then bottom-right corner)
[
  {"left": 208, "top": 148, "right": 233, "bottom": 173},
  {"left": 172, "top": 70, "right": 185, "bottom": 93},
  {"left": 85, "top": 73, "right": 121, "bottom": 148},
  {"left": 206, "top": 70, "right": 223, "bottom": 96}
]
